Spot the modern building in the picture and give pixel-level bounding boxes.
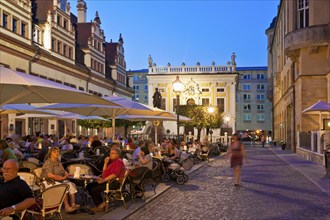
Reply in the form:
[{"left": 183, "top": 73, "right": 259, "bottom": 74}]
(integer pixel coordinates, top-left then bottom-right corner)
[
  {"left": 236, "top": 67, "right": 272, "bottom": 139},
  {"left": 145, "top": 55, "right": 238, "bottom": 141},
  {"left": 127, "top": 69, "right": 149, "bottom": 105},
  {"left": 266, "top": 0, "right": 330, "bottom": 164},
  {"left": 0, "top": 0, "right": 132, "bottom": 138}
]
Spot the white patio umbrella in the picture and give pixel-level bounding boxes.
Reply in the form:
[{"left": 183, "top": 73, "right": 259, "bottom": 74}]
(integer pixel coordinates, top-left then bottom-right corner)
[
  {"left": 117, "top": 114, "right": 192, "bottom": 144},
  {"left": 0, "top": 104, "right": 55, "bottom": 114},
  {"left": 38, "top": 96, "right": 174, "bottom": 138},
  {"left": 0, "top": 66, "right": 119, "bottom": 106},
  {"left": 15, "top": 112, "right": 107, "bottom": 120},
  {"left": 302, "top": 100, "right": 330, "bottom": 129}
]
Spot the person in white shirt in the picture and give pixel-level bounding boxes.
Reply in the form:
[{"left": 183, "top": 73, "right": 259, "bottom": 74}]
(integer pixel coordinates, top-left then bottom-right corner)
[{"left": 61, "top": 139, "right": 73, "bottom": 151}]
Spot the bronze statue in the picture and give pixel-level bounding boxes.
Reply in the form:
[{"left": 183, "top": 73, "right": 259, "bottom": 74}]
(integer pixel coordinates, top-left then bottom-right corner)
[{"left": 153, "top": 88, "right": 162, "bottom": 108}]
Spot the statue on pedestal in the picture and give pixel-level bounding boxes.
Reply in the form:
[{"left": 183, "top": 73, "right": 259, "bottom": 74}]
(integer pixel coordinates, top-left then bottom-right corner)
[
  {"left": 152, "top": 88, "right": 162, "bottom": 108},
  {"left": 148, "top": 55, "right": 153, "bottom": 67},
  {"left": 231, "top": 52, "right": 237, "bottom": 65}
]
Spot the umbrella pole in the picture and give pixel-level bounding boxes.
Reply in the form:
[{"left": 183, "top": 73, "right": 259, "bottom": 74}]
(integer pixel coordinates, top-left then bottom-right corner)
[
  {"left": 319, "top": 112, "right": 322, "bottom": 130},
  {"left": 112, "top": 117, "right": 116, "bottom": 140},
  {"left": 155, "top": 125, "right": 158, "bottom": 145}
]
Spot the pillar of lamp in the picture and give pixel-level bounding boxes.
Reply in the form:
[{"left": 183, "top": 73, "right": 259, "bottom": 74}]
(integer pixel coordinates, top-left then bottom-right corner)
[
  {"left": 172, "top": 75, "right": 184, "bottom": 146},
  {"left": 153, "top": 120, "right": 160, "bottom": 145},
  {"left": 208, "top": 106, "right": 215, "bottom": 143}
]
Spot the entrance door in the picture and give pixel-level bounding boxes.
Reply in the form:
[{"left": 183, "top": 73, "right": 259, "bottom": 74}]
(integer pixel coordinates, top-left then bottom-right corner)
[
  {"left": 15, "top": 121, "right": 23, "bottom": 136},
  {"left": 58, "top": 120, "right": 65, "bottom": 138}
]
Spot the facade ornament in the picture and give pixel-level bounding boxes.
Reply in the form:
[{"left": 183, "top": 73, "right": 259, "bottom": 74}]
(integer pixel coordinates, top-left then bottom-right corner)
[
  {"left": 152, "top": 88, "right": 162, "bottom": 108},
  {"left": 182, "top": 62, "right": 185, "bottom": 66},
  {"left": 148, "top": 55, "right": 153, "bottom": 67},
  {"left": 227, "top": 61, "right": 231, "bottom": 65},
  {"left": 118, "top": 33, "right": 124, "bottom": 44},
  {"left": 167, "top": 62, "right": 171, "bottom": 67},
  {"left": 153, "top": 63, "right": 157, "bottom": 67},
  {"left": 212, "top": 61, "right": 215, "bottom": 66},
  {"left": 196, "top": 62, "right": 200, "bottom": 66},
  {"left": 66, "top": 2, "right": 71, "bottom": 13},
  {"left": 94, "top": 11, "right": 101, "bottom": 24}
]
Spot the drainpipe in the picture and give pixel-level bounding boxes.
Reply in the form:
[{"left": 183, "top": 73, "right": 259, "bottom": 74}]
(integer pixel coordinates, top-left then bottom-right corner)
[
  {"left": 86, "top": 69, "right": 92, "bottom": 92},
  {"left": 28, "top": 46, "right": 40, "bottom": 74},
  {"left": 292, "top": 68, "right": 296, "bottom": 153}
]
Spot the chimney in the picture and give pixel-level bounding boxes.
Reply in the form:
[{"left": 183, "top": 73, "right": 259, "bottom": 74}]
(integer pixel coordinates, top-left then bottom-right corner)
[{"left": 77, "top": 0, "right": 87, "bottom": 23}]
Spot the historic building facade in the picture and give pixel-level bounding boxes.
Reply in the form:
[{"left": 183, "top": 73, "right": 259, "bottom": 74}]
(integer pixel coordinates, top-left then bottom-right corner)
[
  {"left": 236, "top": 67, "right": 272, "bottom": 138},
  {"left": 127, "top": 69, "right": 149, "bottom": 105},
  {"left": 266, "top": 0, "right": 330, "bottom": 164},
  {"left": 0, "top": 0, "right": 132, "bottom": 137},
  {"left": 146, "top": 56, "right": 238, "bottom": 141}
]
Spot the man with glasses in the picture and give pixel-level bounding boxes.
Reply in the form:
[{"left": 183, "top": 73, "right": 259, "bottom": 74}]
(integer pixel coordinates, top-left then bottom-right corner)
[
  {"left": 0, "top": 159, "right": 36, "bottom": 219},
  {"left": 86, "top": 148, "right": 125, "bottom": 212}
]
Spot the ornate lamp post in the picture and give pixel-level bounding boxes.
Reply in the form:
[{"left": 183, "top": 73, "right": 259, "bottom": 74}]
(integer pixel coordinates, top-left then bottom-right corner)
[
  {"left": 225, "top": 116, "right": 230, "bottom": 128},
  {"left": 172, "top": 75, "right": 184, "bottom": 146},
  {"left": 208, "top": 106, "right": 215, "bottom": 143},
  {"left": 153, "top": 120, "right": 160, "bottom": 145}
]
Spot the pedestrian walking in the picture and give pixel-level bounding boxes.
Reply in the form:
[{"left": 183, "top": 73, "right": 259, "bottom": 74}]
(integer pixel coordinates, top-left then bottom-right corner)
[
  {"left": 261, "top": 135, "right": 266, "bottom": 148},
  {"left": 225, "top": 134, "right": 248, "bottom": 186}
]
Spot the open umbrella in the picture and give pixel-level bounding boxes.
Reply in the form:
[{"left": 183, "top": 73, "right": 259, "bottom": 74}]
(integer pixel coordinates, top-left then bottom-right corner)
[
  {"left": 0, "top": 104, "right": 55, "bottom": 114},
  {"left": 117, "top": 114, "right": 192, "bottom": 144},
  {"left": 38, "top": 96, "right": 174, "bottom": 138},
  {"left": 0, "top": 66, "right": 119, "bottom": 106},
  {"left": 15, "top": 112, "right": 107, "bottom": 120},
  {"left": 302, "top": 100, "right": 330, "bottom": 129}
]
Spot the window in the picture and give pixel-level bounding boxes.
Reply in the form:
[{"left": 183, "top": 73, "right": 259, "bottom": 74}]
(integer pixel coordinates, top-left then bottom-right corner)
[
  {"left": 57, "top": 41, "right": 61, "bottom": 54},
  {"left": 257, "top": 114, "right": 265, "bottom": 121},
  {"left": 202, "top": 98, "right": 209, "bottom": 106},
  {"left": 57, "top": 15, "right": 61, "bottom": 26},
  {"left": 68, "top": 47, "right": 72, "bottom": 59},
  {"left": 12, "top": 18, "right": 18, "bottom": 33},
  {"left": 257, "top": 104, "right": 264, "bottom": 110},
  {"left": 63, "top": 44, "right": 67, "bottom": 57},
  {"left": 144, "top": 85, "right": 148, "bottom": 90},
  {"left": 133, "top": 76, "right": 139, "bottom": 81},
  {"left": 63, "top": 19, "right": 67, "bottom": 30},
  {"left": 145, "top": 96, "right": 148, "bottom": 100},
  {"left": 21, "top": 22, "right": 27, "bottom": 38},
  {"left": 217, "top": 98, "right": 225, "bottom": 112},
  {"left": 244, "top": 113, "right": 251, "bottom": 121},
  {"left": 217, "top": 88, "right": 225, "bottom": 93},
  {"left": 2, "top": 13, "right": 8, "bottom": 28},
  {"left": 202, "top": 88, "right": 209, "bottom": 92},
  {"left": 298, "top": 0, "right": 309, "bottom": 29},
  {"left": 257, "top": 94, "right": 265, "bottom": 100},
  {"left": 51, "top": 38, "right": 55, "bottom": 51},
  {"left": 243, "top": 74, "right": 251, "bottom": 80},
  {"left": 243, "top": 94, "right": 251, "bottom": 100},
  {"left": 243, "top": 104, "right": 251, "bottom": 110},
  {"left": 257, "top": 73, "right": 265, "bottom": 80},
  {"left": 243, "top": 84, "right": 251, "bottom": 90},
  {"left": 257, "top": 84, "right": 265, "bottom": 90}
]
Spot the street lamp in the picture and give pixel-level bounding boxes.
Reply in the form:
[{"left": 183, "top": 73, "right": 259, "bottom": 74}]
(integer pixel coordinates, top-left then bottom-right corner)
[
  {"left": 208, "top": 106, "right": 215, "bottom": 143},
  {"left": 225, "top": 116, "right": 230, "bottom": 128},
  {"left": 172, "top": 75, "right": 184, "bottom": 146}
]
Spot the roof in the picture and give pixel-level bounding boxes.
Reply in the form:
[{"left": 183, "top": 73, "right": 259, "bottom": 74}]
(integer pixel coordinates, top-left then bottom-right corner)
[
  {"left": 267, "top": 16, "right": 277, "bottom": 30},
  {"left": 105, "top": 43, "right": 118, "bottom": 65},
  {"left": 236, "top": 66, "right": 268, "bottom": 71},
  {"left": 127, "top": 69, "right": 149, "bottom": 73},
  {"left": 33, "top": 0, "right": 53, "bottom": 23},
  {"left": 76, "top": 23, "right": 92, "bottom": 47}
]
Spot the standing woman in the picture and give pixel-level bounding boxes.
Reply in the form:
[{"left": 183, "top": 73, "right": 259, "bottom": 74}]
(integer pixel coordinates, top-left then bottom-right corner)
[{"left": 225, "top": 133, "right": 248, "bottom": 186}]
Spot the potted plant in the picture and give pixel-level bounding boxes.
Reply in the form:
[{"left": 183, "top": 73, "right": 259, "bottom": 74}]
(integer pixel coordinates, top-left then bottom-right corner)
[{"left": 280, "top": 140, "right": 286, "bottom": 150}]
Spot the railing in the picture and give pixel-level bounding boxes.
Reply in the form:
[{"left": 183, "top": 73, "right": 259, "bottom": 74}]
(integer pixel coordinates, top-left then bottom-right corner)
[{"left": 150, "top": 65, "right": 232, "bottom": 74}]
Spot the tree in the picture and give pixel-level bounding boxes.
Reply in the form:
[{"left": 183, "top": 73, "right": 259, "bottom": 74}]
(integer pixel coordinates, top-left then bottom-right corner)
[{"left": 177, "top": 105, "right": 223, "bottom": 141}]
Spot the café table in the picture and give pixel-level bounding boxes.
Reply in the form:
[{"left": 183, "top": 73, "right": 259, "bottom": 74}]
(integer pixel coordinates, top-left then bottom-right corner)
[{"left": 68, "top": 174, "right": 98, "bottom": 215}]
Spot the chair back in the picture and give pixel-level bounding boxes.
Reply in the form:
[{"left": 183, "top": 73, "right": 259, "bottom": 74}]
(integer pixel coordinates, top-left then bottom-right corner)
[
  {"left": 62, "top": 151, "right": 77, "bottom": 160},
  {"left": 93, "top": 146, "right": 107, "bottom": 155},
  {"left": 18, "top": 172, "right": 35, "bottom": 187},
  {"left": 128, "top": 166, "right": 150, "bottom": 184},
  {"left": 66, "top": 163, "right": 93, "bottom": 175},
  {"left": 119, "top": 170, "right": 130, "bottom": 190},
  {"left": 20, "top": 160, "right": 39, "bottom": 173},
  {"left": 42, "top": 184, "right": 69, "bottom": 212}
]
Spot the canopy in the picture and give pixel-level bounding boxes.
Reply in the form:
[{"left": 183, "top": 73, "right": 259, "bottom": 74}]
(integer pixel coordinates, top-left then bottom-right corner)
[
  {"left": 0, "top": 66, "right": 119, "bottom": 106},
  {"left": 15, "top": 112, "right": 106, "bottom": 120},
  {"left": 0, "top": 104, "right": 55, "bottom": 115},
  {"left": 302, "top": 100, "right": 330, "bottom": 114},
  {"left": 38, "top": 96, "right": 174, "bottom": 138},
  {"left": 302, "top": 100, "right": 330, "bottom": 130},
  {"left": 116, "top": 114, "right": 192, "bottom": 122}
]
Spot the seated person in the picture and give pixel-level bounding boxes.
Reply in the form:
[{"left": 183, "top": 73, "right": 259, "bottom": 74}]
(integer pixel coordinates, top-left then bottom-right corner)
[
  {"left": 133, "top": 141, "right": 145, "bottom": 162},
  {"left": 126, "top": 138, "right": 136, "bottom": 150},
  {"left": 86, "top": 148, "right": 125, "bottom": 212},
  {"left": 0, "top": 159, "right": 36, "bottom": 219},
  {"left": 37, "top": 139, "right": 51, "bottom": 162},
  {"left": 61, "top": 139, "right": 73, "bottom": 151},
  {"left": 165, "top": 141, "right": 180, "bottom": 161},
  {"left": 136, "top": 146, "right": 153, "bottom": 170},
  {"left": 91, "top": 135, "right": 102, "bottom": 149},
  {"left": 41, "top": 147, "right": 79, "bottom": 212},
  {"left": 0, "top": 140, "right": 17, "bottom": 162}
]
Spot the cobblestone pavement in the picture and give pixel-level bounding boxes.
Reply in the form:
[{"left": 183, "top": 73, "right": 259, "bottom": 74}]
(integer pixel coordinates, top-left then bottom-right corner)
[{"left": 126, "top": 147, "right": 330, "bottom": 220}]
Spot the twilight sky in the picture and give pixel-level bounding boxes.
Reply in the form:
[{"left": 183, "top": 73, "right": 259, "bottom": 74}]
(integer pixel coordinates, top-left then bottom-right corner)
[{"left": 69, "top": 0, "right": 279, "bottom": 70}]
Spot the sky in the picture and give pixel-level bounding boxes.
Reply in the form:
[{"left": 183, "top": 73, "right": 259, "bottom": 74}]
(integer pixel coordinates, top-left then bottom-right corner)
[{"left": 69, "top": 0, "right": 279, "bottom": 70}]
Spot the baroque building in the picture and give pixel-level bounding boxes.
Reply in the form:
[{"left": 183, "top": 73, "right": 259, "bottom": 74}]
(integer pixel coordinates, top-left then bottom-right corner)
[
  {"left": 146, "top": 56, "right": 238, "bottom": 141},
  {"left": 266, "top": 0, "right": 330, "bottom": 164},
  {"left": 0, "top": 0, "right": 132, "bottom": 137}
]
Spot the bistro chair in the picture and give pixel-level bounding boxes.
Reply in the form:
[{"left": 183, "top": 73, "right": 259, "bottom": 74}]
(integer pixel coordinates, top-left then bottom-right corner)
[
  {"left": 20, "top": 160, "right": 40, "bottom": 173},
  {"left": 103, "top": 170, "right": 130, "bottom": 211},
  {"left": 25, "top": 184, "right": 69, "bottom": 220},
  {"left": 128, "top": 166, "right": 150, "bottom": 200},
  {"left": 18, "top": 172, "right": 35, "bottom": 187},
  {"left": 27, "top": 157, "right": 41, "bottom": 165}
]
